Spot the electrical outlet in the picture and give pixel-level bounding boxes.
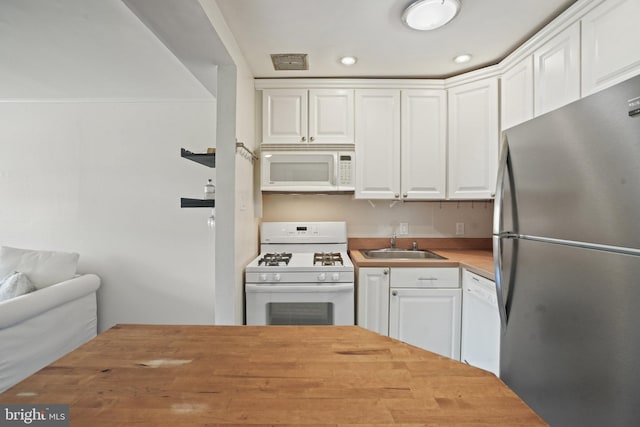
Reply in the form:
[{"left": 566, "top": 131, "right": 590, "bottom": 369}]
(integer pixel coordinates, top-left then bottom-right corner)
[
  {"left": 456, "top": 222, "right": 465, "bottom": 235},
  {"left": 399, "top": 222, "right": 409, "bottom": 235}
]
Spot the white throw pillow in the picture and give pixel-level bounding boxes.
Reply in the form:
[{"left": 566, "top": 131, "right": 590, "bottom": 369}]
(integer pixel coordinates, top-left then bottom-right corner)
[
  {"left": 0, "top": 271, "right": 36, "bottom": 302},
  {"left": 0, "top": 246, "right": 79, "bottom": 289}
]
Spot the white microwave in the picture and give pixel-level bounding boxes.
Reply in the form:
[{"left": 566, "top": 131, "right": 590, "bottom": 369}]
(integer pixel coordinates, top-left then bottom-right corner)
[{"left": 261, "top": 151, "right": 355, "bottom": 192}]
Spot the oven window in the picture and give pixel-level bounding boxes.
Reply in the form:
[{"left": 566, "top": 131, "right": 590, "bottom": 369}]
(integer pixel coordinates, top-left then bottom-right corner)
[{"left": 267, "top": 302, "right": 334, "bottom": 325}]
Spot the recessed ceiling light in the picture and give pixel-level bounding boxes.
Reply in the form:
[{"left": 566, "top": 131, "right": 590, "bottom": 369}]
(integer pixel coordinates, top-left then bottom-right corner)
[
  {"left": 402, "top": 0, "right": 461, "bottom": 31},
  {"left": 453, "top": 54, "right": 472, "bottom": 64},
  {"left": 340, "top": 56, "right": 357, "bottom": 66}
]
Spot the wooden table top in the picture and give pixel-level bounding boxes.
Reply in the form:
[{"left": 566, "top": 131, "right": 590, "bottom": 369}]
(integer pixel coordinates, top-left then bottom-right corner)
[{"left": 1, "top": 325, "right": 546, "bottom": 426}]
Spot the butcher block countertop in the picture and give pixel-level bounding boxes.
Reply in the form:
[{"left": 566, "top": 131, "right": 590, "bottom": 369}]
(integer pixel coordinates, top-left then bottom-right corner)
[
  {"left": 349, "top": 238, "right": 495, "bottom": 280},
  {"left": 1, "top": 325, "right": 546, "bottom": 426}
]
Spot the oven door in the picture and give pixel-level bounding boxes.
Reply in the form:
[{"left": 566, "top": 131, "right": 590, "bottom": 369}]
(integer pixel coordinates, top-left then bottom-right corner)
[{"left": 245, "top": 283, "right": 354, "bottom": 326}]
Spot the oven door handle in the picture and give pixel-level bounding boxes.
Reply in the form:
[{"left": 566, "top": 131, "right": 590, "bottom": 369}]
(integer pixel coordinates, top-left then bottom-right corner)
[{"left": 245, "top": 283, "right": 353, "bottom": 293}]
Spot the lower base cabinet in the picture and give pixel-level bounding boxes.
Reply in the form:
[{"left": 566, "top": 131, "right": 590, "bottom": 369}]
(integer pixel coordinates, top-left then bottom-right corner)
[
  {"left": 357, "top": 266, "right": 461, "bottom": 361},
  {"left": 389, "top": 287, "right": 461, "bottom": 360},
  {"left": 356, "top": 267, "right": 389, "bottom": 336}
]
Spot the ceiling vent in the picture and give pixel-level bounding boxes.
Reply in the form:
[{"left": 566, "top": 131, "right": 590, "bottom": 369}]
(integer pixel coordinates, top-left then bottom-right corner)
[{"left": 271, "top": 53, "right": 308, "bottom": 71}]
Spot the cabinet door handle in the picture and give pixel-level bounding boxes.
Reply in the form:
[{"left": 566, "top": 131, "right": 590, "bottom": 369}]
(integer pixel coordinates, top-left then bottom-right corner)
[
  {"left": 418, "top": 277, "right": 438, "bottom": 281},
  {"left": 301, "top": 136, "right": 306, "bottom": 142},
  {"left": 391, "top": 290, "right": 398, "bottom": 296},
  {"left": 403, "top": 193, "right": 408, "bottom": 198},
  {"left": 383, "top": 269, "right": 389, "bottom": 275},
  {"left": 310, "top": 136, "right": 315, "bottom": 142}
]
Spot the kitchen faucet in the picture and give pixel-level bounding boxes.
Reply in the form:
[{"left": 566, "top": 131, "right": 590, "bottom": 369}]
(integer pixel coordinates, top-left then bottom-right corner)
[{"left": 390, "top": 232, "right": 397, "bottom": 249}]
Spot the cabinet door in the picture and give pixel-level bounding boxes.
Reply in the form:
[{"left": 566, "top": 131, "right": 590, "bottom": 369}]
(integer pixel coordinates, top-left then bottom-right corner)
[
  {"left": 501, "top": 56, "right": 534, "bottom": 130},
  {"left": 355, "top": 89, "right": 401, "bottom": 199},
  {"left": 447, "top": 77, "right": 499, "bottom": 200},
  {"left": 262, "top": 89, "right": 308, "bottom": 144},
  {"left": 389, "top": 288, "right": 461, "bottom": 360},
  {"left": 533, "top": 22, "right": 581, "bottom": 116},
  {"left": 581, "top": 0, "right": 640, "bottom": 96},
  {"left": 357, "top": 268, "right": 390, "bottom": 335},
  {"left": 309, "top": 89, "right": 354, "bottom": 144},
  {"left": 401, "top": 90, "right": 447, "bottom": 199}
]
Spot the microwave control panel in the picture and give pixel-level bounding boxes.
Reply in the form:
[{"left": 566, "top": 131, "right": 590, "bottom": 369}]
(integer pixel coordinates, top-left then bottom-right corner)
[{"left": 339, "top": 153, "right": 355, "bottom": 187}]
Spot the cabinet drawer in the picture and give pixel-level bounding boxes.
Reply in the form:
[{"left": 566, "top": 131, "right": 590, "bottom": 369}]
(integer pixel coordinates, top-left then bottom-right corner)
[{"left": 390, "top": 267, "right": 459, "bottom": 288}]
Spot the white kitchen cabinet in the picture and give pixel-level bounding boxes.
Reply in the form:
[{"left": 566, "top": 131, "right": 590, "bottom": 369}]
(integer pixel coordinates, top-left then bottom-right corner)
[
  {"left": 355, "top": 89, "right": 401, "bottom": 199},
  {"left": 581, "top": 0, "right": 640, "bottom": 96},
  {"left": 355, "top": 89, "right": 446, "bottom": 200},
  {"left": 262, "top": 88, "right": 354, "bottom": 144},
  {"left": 447, "top": 77, "right": 499, "bottom": 200},
  {"left": 501, "top": 56, "right": 534, "bottom": 131},
  {"left": 461, "top": 270, "right": 500, "bottom": 375},
  {"left": 356, "top": 267, "right": 390, "bottom": 335},
  {"left": 388, "top": 267, "right": 461, "bottom": 360},
  {"left": 262, "top": 89, "right": 307, "bottom": 144},
  {"left": 533, "top": 22, "right": 581, "bottom": 117},
  {"left": 401, "top": 90, "right": 447, "bottom": 199}
]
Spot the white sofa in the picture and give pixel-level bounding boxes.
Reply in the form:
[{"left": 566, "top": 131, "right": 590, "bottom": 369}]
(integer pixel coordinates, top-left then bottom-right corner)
[{"left": 0, "top": 247, "right": 100, "bottom": 393}]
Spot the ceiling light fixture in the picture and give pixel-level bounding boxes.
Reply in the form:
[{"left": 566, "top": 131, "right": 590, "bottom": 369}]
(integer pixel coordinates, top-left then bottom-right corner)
[
  {"left": 453, "top": 53, "right": 472, "bottom": 64},
  {"left": 340, "top": 56, "right": 357, "bottom": 66},
  {"left": 402, "top": 0, "right": 461, "bottom": 31}
]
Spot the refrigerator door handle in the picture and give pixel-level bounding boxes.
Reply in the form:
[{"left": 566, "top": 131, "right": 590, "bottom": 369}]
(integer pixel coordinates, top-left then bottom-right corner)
[
  {"left": 493, "top": 135, "right": 510, "bottom": 237},
  {"left": 493, "top": 235, "right": 509, "bottom": 332},
  {"left": 493, "top": 136, "right": 513, "bottom": 332}
]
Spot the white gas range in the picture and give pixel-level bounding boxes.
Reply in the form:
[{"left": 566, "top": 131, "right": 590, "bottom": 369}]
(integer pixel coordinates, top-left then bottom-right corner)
[{"left": 245, "top": 221, "right": 354, "bottom": 326}]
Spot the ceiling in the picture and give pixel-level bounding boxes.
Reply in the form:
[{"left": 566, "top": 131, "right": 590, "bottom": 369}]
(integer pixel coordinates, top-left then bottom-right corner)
[
  {"left": 215, "top": 0, "right": 578, "bottom": 79},
  {"left": 1, "top": 0, "right": 212, "bottom": 99}
]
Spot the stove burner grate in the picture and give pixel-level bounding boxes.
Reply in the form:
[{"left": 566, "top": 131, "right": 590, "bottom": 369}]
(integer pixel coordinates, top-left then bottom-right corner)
[
  {"left": 313, "top": 252, "right": 344, "bottom": 266},
  {"left": 258, "top": 252, "right": 292, "bottom": 267}
]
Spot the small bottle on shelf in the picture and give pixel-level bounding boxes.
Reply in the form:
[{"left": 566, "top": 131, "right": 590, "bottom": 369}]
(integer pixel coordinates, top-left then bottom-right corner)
[{"left": 204, "top": 179, "right": 215, "bottom": 200}]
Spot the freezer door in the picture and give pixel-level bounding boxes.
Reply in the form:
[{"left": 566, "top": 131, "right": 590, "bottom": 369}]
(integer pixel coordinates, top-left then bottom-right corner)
[
  {"left": 502, "top": 74, "right": 640, "bottom": 249},
  {"left": 500, "top": 238, "right": 640, "bottom": 427}
]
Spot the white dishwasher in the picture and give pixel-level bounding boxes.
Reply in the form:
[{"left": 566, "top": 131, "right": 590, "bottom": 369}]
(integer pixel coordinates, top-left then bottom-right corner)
[{"left": 461, "top": 270, "right": 501, "bottom": 376}]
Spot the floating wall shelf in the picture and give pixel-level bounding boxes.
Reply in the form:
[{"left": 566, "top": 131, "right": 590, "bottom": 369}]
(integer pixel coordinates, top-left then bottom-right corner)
[
  {"left": 181, "top": 198, "right": 215, "bottom": 208},
  {"left": 180, "top": 148, "right": 215, "bottom": 209},
  {"left": 181, "top": 148, "right": 215, "bottom": 168}
]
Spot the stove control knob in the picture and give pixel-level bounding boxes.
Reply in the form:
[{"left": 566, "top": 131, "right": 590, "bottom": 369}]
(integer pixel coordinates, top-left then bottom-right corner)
[
  {"left": 331, "top": 273, "right": 340, "bottom": 281},
  {"left": 273, "top": 273, "right": 281, "bottom": 282},
  {"left": 318, "top": 273, "right": 326, "bottom": 281},
  {"left": 259, "top": 273, "right": 267, "bottom": 281}
]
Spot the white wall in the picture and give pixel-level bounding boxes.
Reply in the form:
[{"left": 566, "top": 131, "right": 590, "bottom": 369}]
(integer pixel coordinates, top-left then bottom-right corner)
[
  {"left": 0, "top": 100, "right": 217, "bottom": 331},
  {"left": 0, "top": 0, "right": 219, "bottom": 331},
  {"left": 263, "top": 195, "right": 493, "bottom": 238},
  {"left": 199, "top": 0, "right": 259, "bottom": 324},
  {"left": 233, "top": 66, "right": 259, "bottom": 323}
]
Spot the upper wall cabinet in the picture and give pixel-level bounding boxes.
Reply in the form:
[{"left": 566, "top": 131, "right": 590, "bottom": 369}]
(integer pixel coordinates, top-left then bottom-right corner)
[
  {"left": 262, "top": 88, "right": 354, "bottom": 144},
  {"left": 533, "top": 22, "right": 581, "bottom": 116},
  {"left": 354, "top": 89, "right": 446, "bottom": 200},
  {"left": 447, "top": 77, "right": 499, "bottom": 200},
  {"left": 581, "top": 0, "right": 640, "bottom": 96},
  {"left": 501, "top": 56, "right": 534, "bottom": 131},
  {"left": 354, "top": 89, "right": 401, "bottom": 199},
  {"left": 401, "top": 90, "right": 447, "bottom": 199}
]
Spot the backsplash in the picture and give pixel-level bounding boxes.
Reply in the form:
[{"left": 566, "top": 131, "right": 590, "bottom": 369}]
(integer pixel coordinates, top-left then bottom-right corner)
[{"left": 262, "top": 194, "right": 493, "bottom": 238}]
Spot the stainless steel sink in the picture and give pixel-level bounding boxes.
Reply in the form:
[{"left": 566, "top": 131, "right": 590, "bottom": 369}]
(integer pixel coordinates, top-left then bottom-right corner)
[{"left": 361, "top": 248, "right": 446, "bottom": 260}]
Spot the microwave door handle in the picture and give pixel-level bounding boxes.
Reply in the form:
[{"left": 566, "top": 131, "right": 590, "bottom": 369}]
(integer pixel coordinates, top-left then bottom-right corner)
[{"left": 333, "top": 154, "right": 339, "bottom": 187}]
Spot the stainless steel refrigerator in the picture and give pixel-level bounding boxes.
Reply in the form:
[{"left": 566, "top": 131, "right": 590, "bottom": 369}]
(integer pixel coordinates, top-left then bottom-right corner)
[{"left": 494, "top": 74, "right": 640, "bottom": 427}]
